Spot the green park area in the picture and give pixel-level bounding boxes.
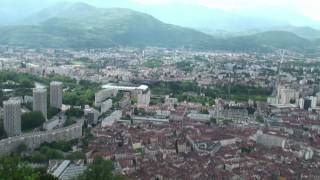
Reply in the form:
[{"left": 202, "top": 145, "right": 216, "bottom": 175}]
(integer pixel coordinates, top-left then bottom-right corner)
[{"left": 150, "top": 81, "right": 271, "bottom": 105}]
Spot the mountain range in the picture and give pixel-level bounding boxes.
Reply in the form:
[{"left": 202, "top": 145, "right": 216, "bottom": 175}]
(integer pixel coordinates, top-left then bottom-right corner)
[{"left": 0, "top": 3, "right": 319, "bottom": 52}]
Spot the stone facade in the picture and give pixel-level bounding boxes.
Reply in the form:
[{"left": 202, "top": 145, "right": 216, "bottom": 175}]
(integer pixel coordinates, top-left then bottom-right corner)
[
  {"left": 0, "top": 121, "right": 83, "bottom": 155},
  {"left": 3, "top": 99, "right": 21, "bottom": 137},
  {"left": 33, "top": 88, "right": 47, "bottom": 119},
  {"left": 50, "top": 81, "right": 63, "bottom": 109}
]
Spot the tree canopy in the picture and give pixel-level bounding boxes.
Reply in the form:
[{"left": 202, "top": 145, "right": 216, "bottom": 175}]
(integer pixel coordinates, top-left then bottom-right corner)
[
  {"left": 0, "top": 156, "right": 39, "bottom": 180},
  {"left": 65, "top": 108, "right": 84, "bottom": 118},
  {"left": 80, "top": 156, "right": 125, "bottom": 180},
  {"left": 47, "top": 107, "right": 60, "bottom": 119},
  {"left": 0, "top": 156, "right": 58, "bottom": 180},
  {"left": 22, "top": 111, "right": 45, "bottom": 131}
]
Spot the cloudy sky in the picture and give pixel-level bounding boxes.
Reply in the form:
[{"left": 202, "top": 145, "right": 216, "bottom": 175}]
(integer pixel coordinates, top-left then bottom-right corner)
[
  {"left": 130, "top": 0, "right": 316, "bottom": 13},
  {"left": 90, "top": 0, "right": 320, "bottom": 21},
  {"left": 0, "top": 0, "right": 319, "bottom": 28},
  {"left": 1, "top": 0, "right": 319, "bottom": 18}
]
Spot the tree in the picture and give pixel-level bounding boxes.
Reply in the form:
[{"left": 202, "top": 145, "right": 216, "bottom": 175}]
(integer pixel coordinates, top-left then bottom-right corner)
[
  {"left": 241, "top": 146, "right": 253, "bottom": 153},
  {"left": 66, "top": 108, "right": 84, "bottom": 118},
  {"left": 247, "top": 107, "right": 256, "bottom": 115},
  {"left": 63, "top": 88, "right": 95, "bottom": 106},
  {"left": 256, "top": 115, "right": 264, "bottom": 123},
  {"left": 200, "top": 109, "right": 209, "bottom": 114},
  {"left": 0, "top": 156, "right": 39, "bottom": 180},
  {"left": 19, "top": 78, "right": 34, "bottom": 88},
  {"left": 38, "top": 173, "right": 58, "bottom": 180},
  {"left": 176, "top": 61, "right": 193, "bottom": 72},
  {"left": 66, "top": 152, "right": 86, "bottom": 160},
  {"left": 22, "top": 111, "right": 45, "bottom": 131},
  {"left": 41, "top": 141, "right": 73, "bottom": 152},
  {"left": 80, "top": 156, "right": 125, "bottom": 180},
  {"left": 16, "top": 143, "right": 28, "bottom": 154},
  {"left": 39, "top": 146, "right": 64, "bottom": 160},
  {"left": 0, "top": 90, "right": 3, "bottom": 107},
  {"left": 0, "top": 118, "right": 6, "bottom": 139},
  {"left": 210, "top": 117, "right": 217, "bottom": 124},
  {"left": 47, "top": 107, "right": 60, "bottom": 119},
  {"left": 64, "top": 117, "right": 76, "bottom": 127},
  {"left": 27, "top": 152, "right": 47, "bottom": 163}
]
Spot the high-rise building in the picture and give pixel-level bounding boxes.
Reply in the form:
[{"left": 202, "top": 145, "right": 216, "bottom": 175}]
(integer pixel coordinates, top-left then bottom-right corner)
[
  {"left": 33, "top": 88, "right": 47, "bottom": 119},
  {"left": 84, "top": 107, "right": 100, "bottom": 125},
  {"left": 101, "top": 110, "right": 122, "bottom": 128},
  {"left": 304, "top": 98, "right": 312, "bottom": 111},
  {"left": 277, "top": 86, "right": 298, "bottom": 105},
  {"left": 299, "top": 98, "right": 304, "bottom": 109},
  {"left": 137, "top": 90, "right": 151, "bottom": 108},
  {"left": 50, "top": 81, "right": 63, "bottom": 109},
  {"left": 256, "top": 131, "right": 286, "bottom": 149},
  {"left": 3, "top": 99, "right": 21, "bottom": 137},
  {"left": 95, "top": 89, "right": 118, "bottom": 107},
  {"left": 310, "top": 96, "right": 317, "bottom": 109},
  {"left": 101, "top": 99, "right": 112, "bottom": 114},
  {"left": 316, "top": 92, "right": 320, "bottom": 106}
]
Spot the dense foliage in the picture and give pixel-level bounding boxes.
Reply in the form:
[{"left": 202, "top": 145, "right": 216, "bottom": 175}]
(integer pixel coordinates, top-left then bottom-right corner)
[
  {"left": 176, "top": 61, "right": 193, "bottom": 72},
  {"left": 64, "top": 108, "right": 84, "bottom": 127},
  {"left": 0, "top": 71, "right": 34, "bottom": 97},
  {"left": 143, "top": 59, "right": 163, "bottom": 68},
  {"left": 0, "top": 156, "right": 56, "bottom": 180},
  {"left": 24, "top": 141, "right": 79, "bottom": 163},
  {"left": 150, "top": 81, "right": 272, "bottom": 103},
  {"left": 21, "top": 111, "right": 46, "bottom": 131},
  {"left": 0, "top": 70, "right": 98, "bottom": 107},
  {"left": 47, "top": 107, "right": 60, "bottom": 119},
  {"left": 41, "top": 140, "right": 74, "bottom": 152},
  {"left": 63, "top": 88, "right": 95, "bottom": 106},
  {"left": 0, "top": 71, "right": 34, "bottom": 89},
  {"left": 0, "top": 118, "right": 5, "bottom": 139},
  {"left": 80, "top": 156, "right": 125, "bottom": 180},
  {"left": 66, "top": 108, "right": 84, "bottom": 118}
]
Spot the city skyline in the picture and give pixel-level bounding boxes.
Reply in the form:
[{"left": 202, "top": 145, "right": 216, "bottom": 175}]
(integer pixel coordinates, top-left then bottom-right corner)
[{"left": 1, "top": 1, "right": 320, "bottom": 179}]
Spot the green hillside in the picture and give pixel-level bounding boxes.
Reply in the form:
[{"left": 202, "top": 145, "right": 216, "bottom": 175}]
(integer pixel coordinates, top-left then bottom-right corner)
[
  {"left": 282, "top": 26, "right": 320, "bottom": 40},
  {"left": 0, "top": 3, "right": 318, "bottom": 52},
  {"left": 247, "top": 31, "right": 312, "bottom": 50},
  {"left": 0, "top": 5, "right": 215, "bottom": 48}
]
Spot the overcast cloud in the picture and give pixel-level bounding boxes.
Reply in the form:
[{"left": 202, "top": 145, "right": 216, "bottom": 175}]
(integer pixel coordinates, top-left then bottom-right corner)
[{"left": 0, "top": 0, "right": 319, "bottom": 27}]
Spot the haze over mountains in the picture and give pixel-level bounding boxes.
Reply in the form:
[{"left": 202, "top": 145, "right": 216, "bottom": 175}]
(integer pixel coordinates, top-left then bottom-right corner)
[
  {"left": 0, "top": 2, "right": 319, "bottom": 51},
  {"left": 127, "top": 4, "right": 320, "bottom": 38},
  {"left": 0, "top": 3, "right": 215, "bottom": 49}
]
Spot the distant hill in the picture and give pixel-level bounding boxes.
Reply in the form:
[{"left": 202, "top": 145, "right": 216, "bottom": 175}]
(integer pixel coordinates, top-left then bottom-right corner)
[
  {"left": 272, "top": 26, "right": 320, "bottom": 40},
  {"left": 208, "top": 26, "right": 320, "bottom": 40},
  {"left": 207, "top": 31, "right": 315, "bottom": 52},
  {"left": 244, "top": 31, "right": 313, "bottom": 49},
  {"left": 0, "top": 3, "right": 215, "bottom": 49},
  {"left": 22, "top": 2, "right": 97, "bottom": 25},
  {"left": 0, "top": 3, "right": 318, "bottom": 52},
  {"left": 315, "top": 38, "right": 320, "bottom": 46}
]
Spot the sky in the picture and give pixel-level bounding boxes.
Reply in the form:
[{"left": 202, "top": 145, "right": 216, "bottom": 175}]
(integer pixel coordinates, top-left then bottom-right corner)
[
  {"left": 138, "top": 0, "right": 319, "bottom": 20},
  {"left": 85, "top": 0, "right": 320, "bottom": 21},
  {"left": 1, "top": 0, "right": 320, "bottom": 20},
  {"left": 0, "top": 0, "right": 320, "bottom": 29}
]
